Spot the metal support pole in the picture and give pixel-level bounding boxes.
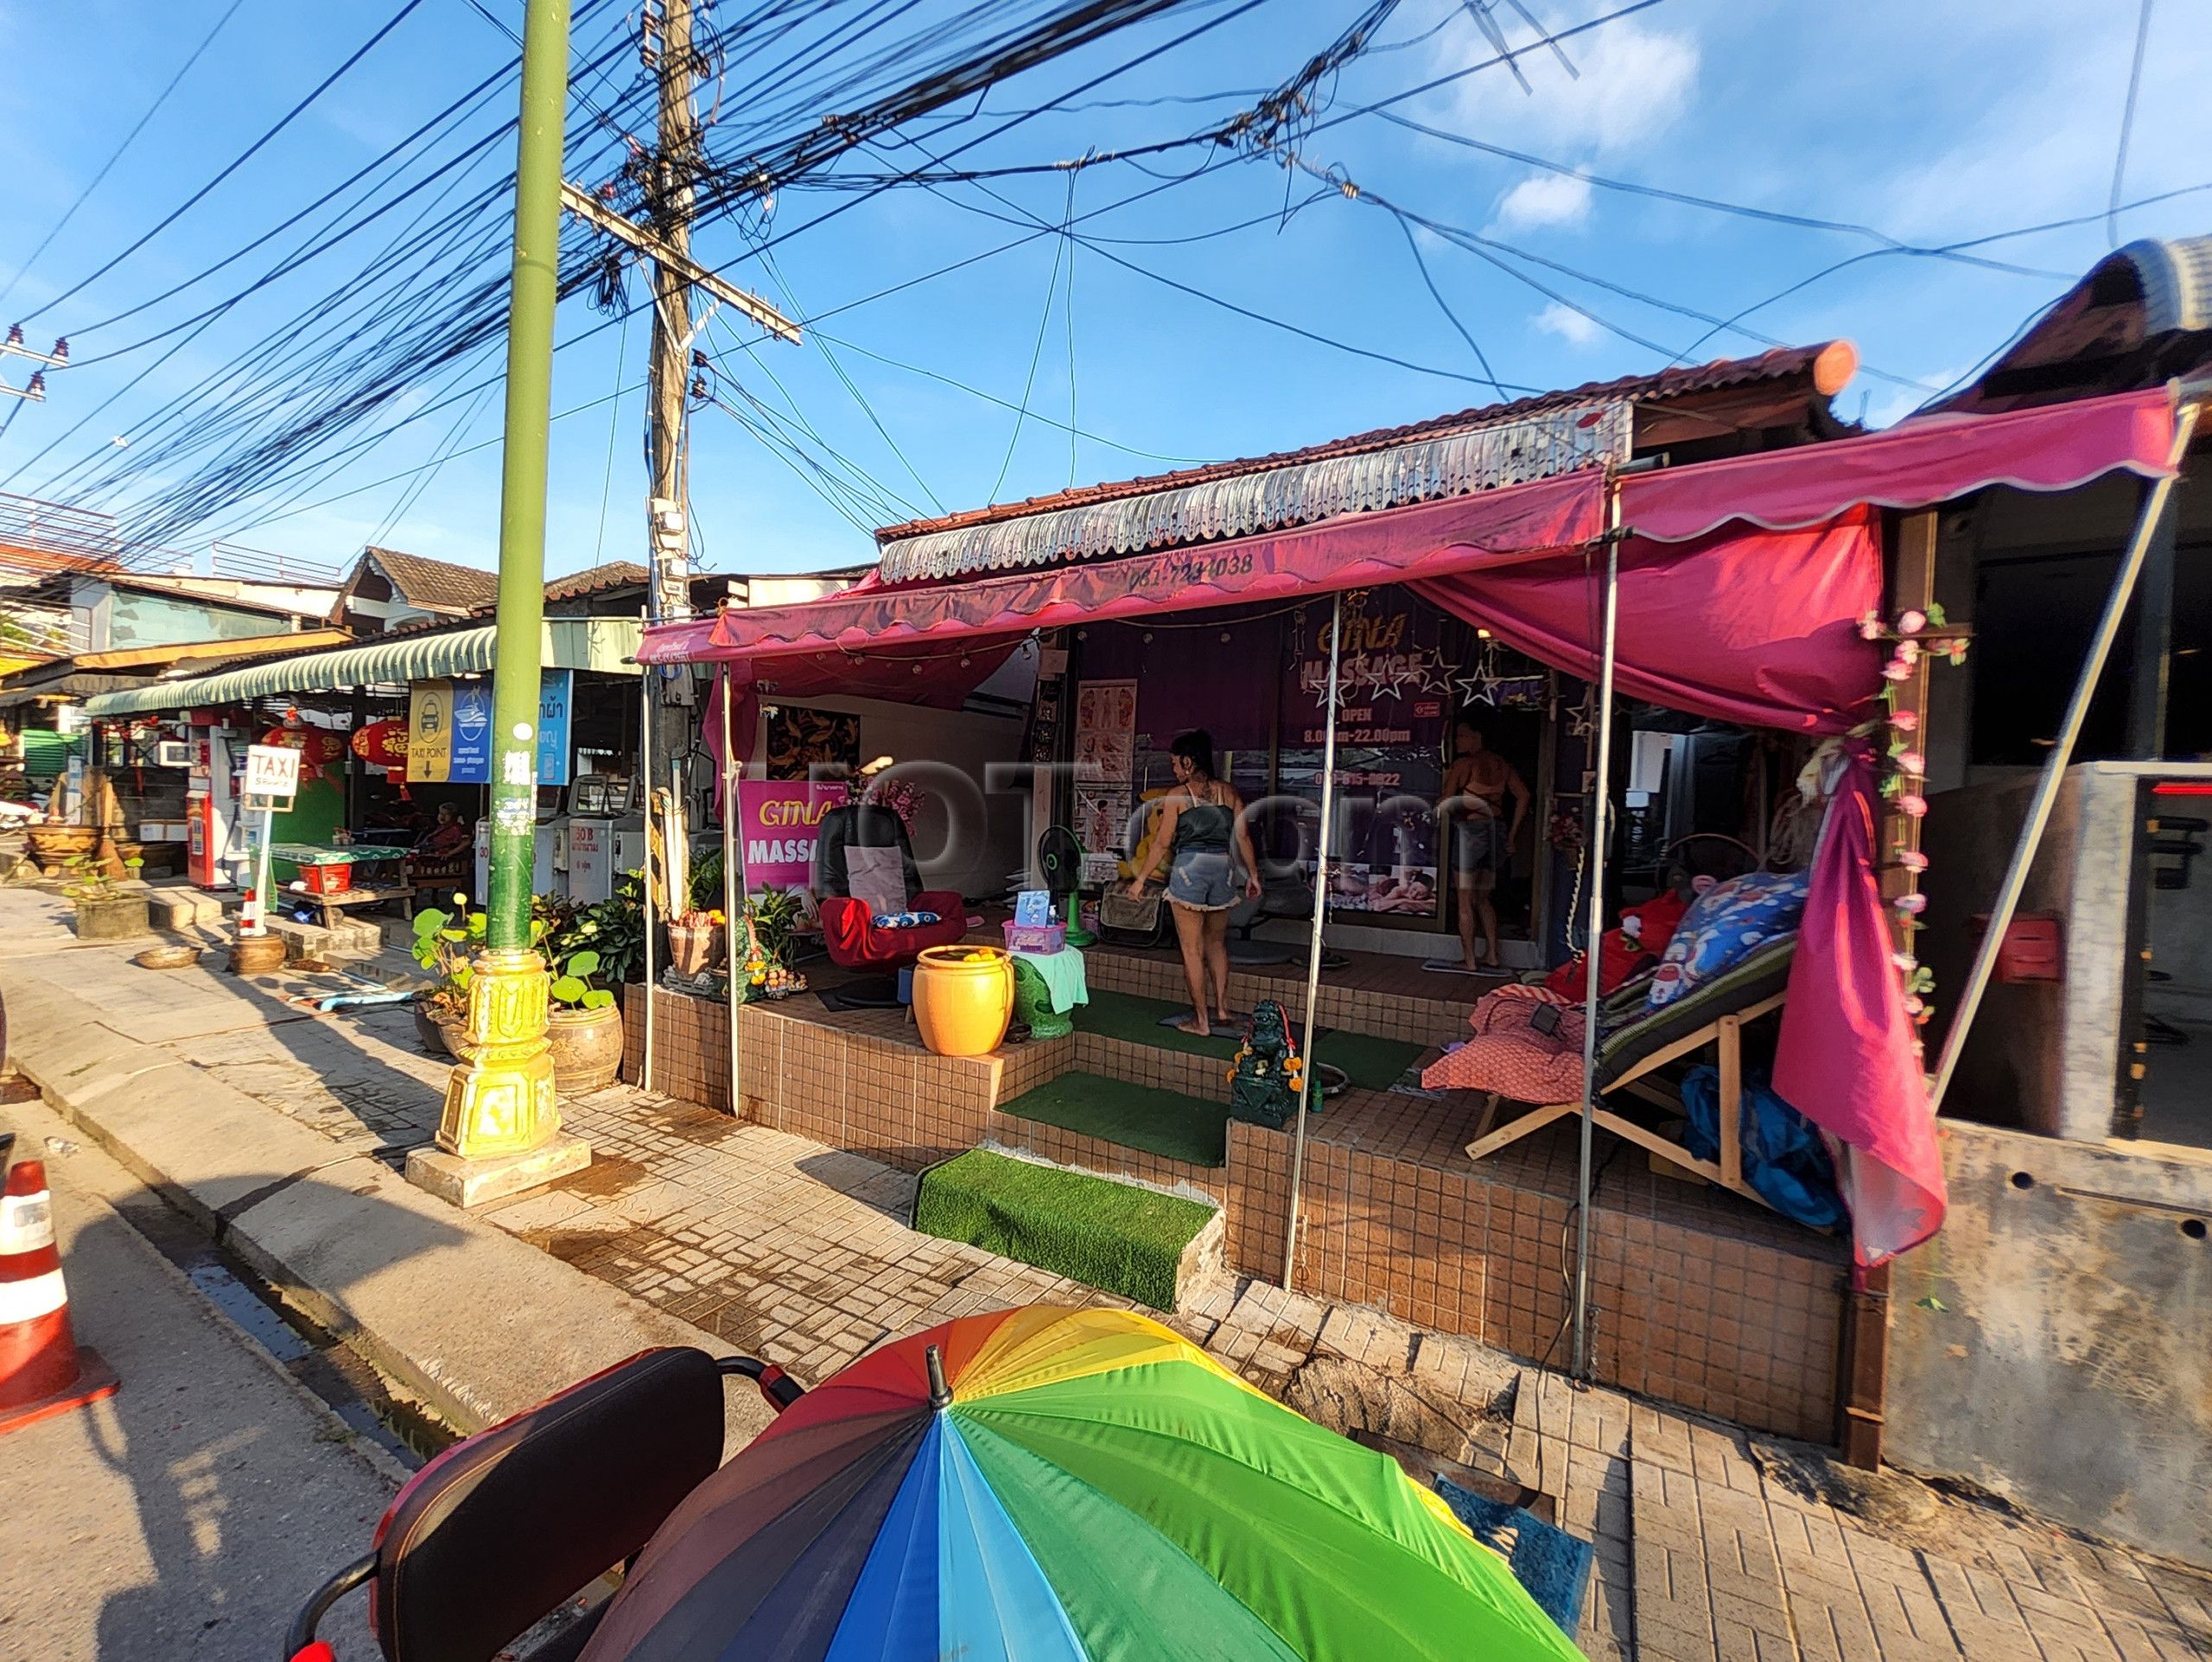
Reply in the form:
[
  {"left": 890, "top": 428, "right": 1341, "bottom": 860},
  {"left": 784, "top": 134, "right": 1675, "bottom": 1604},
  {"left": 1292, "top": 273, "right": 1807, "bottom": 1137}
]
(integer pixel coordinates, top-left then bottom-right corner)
[
  {"left": 1281, "top": 589, "right": 1344, "bottom": 1293},
  {"left": 481, "top": 0, "right": 571, "bottom": 953},
  {"left": 425, "top": 0, "right": 575, "bottom": 1169},
  {"left": 639, "top": 620, "right": 657, "bottom": 1093},
  {"left": 1570, "top": 480, "right": 1624, "bottom": 1382},
  {"left": 720, "top": 666, "right": 741, "bottom": 1118},
  {"left": 1931, "top": 397, "right": 2202, "bottom": 1113}
]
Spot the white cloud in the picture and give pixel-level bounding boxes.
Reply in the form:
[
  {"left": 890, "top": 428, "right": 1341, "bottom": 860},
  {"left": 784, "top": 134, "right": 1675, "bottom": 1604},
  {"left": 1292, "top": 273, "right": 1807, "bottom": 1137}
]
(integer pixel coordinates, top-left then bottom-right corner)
[
  {"left": 1440, "top": 16, "right": 1700, "bottom": 158},
  {"left": 1491, "top": 172, "right": 1592, "bottom": 231},
  {"left": 1533, "top": 302, "right": 1601, "bottom": 347}
]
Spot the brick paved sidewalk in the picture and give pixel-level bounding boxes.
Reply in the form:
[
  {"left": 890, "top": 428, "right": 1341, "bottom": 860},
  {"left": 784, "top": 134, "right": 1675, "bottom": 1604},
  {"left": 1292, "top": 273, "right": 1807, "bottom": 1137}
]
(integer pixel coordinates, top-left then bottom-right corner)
[{"left": 55, "top": 957, "right": 2211, "bottom": 1662}]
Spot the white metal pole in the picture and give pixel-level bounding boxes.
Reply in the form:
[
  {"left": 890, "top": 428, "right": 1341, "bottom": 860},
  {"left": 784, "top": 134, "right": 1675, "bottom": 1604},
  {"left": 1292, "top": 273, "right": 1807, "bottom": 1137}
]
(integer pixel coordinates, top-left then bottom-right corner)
[
  {"left": 1570, "top": 479, "right": 1624, "bottom": 1381},
  {"left": 253, "top": 805, "right": 276, "bottom": 935},
  {"left": 1281, "top": 589, "right": 1344, "bottom": 1293},
  {"left": 639, "top": 623, "right": 657, "bottom": 1093},
  {"left": 720, "top": 665, "right": 741, "bottom": 1118},
  {"left": 1930, "top": 397, "right": 2202, "bottom": 1112}
]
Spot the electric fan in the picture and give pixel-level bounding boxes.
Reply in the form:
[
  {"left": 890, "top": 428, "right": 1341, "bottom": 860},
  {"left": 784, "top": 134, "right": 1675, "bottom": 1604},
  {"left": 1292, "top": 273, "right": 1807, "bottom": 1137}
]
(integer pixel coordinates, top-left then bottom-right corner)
[{"left": 1038, "top": 825, "right": 1094, "bottom": 946}]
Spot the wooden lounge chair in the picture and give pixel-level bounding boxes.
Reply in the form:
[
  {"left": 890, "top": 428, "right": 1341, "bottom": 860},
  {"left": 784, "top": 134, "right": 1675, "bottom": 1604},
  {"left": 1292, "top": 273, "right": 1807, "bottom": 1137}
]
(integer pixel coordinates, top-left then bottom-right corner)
[{"left": 1463, "top": 934, "right": 1796, "bottom": 1212}]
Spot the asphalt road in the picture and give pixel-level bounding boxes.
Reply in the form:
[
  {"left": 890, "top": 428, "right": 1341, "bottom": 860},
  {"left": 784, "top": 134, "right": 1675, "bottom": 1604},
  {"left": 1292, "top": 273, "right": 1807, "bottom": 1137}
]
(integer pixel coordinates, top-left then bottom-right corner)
[{"left": 0, "top": 1093, "right": 395, "bottom": 1661}]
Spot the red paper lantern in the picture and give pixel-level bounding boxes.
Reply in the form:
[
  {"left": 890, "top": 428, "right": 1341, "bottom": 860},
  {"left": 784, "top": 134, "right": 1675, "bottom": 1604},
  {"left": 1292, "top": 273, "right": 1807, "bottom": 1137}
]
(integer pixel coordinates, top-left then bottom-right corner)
[{"left": 351, "top": 720, "right": 410, "bottom": 769}]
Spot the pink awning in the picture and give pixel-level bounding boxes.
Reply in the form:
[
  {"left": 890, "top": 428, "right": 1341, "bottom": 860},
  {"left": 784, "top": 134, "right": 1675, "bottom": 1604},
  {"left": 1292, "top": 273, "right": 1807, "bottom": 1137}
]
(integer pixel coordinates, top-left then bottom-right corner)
[
  {"left": 1622, "top": 385, "right": 2177, "bottom": 543},
  {"left": 636, "top": 471, "right": 1604, "bottom": 664},
  {"left": 643, "top": 385, "right": 2177, "bottom": 668}
]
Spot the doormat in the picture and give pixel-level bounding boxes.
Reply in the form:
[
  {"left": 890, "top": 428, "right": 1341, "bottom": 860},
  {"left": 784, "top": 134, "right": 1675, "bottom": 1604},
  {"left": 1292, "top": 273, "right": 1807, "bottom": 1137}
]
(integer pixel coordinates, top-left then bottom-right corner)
[
  {"left": 999, "top": 1072, "right": 1229, "bottom": 1168},
  {"left": 912, "top": 1149, "right": 1214, "bottom": 1313},
  {"left": 1077, "top": 990, "right": 1422, "bottom": 1090}
]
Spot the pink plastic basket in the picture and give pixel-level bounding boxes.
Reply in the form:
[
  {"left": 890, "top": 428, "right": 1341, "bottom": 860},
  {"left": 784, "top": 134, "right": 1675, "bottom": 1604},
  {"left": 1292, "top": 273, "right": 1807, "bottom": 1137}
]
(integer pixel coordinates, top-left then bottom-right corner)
[{"left": 1002, "top": 920, "right": 1066, "bottom": 955}]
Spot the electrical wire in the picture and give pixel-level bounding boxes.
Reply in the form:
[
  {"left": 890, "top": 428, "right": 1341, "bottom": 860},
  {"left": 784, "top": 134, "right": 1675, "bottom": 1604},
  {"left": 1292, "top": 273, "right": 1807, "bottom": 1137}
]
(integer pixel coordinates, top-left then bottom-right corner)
[
  {"left": 18, "top": 0, "right": 435, "bottom": 323},
  {"left": 0, "top": 0, "right": 249, "bottom": 311},
  {"left": 2109, "top": 0, "right": 2155, "bottom": 247},
  {"left": 987, "top": 200, "right": 1071, "bottom": 500}
]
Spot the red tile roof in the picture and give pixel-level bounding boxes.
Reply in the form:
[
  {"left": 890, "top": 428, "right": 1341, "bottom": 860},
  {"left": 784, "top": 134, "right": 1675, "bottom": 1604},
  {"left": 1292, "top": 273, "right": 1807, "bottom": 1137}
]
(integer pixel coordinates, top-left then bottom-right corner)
[
  {"left": 875, "top": 342, "right": 1857, "bottom": 544},
  {"left": 540, "top": 561, "right": 649, "bottom": 603}
]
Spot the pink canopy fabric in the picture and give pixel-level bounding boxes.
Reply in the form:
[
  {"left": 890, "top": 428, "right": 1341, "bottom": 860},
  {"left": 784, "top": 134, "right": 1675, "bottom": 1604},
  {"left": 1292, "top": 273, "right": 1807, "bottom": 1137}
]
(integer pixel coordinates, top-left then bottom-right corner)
[
  {"left": 635, "top": 472, "right": 1603, "bottom": 663},
  {"left": 1773, "top": 747, "right": 1947, "bottom": 1266},
  {"left": 1413, "top": 508, "right": 1883, "bottom": 734},
  {"left": 1622, "top": 385, "right": 2177, "bottom": 543}
]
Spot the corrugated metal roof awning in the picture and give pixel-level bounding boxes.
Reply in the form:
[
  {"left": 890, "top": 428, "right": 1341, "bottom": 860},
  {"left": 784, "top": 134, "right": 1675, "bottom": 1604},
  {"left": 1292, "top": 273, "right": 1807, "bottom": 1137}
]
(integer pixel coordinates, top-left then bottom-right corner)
[{"left": 79, "top": 619, "right": 640, "bottom": 717}]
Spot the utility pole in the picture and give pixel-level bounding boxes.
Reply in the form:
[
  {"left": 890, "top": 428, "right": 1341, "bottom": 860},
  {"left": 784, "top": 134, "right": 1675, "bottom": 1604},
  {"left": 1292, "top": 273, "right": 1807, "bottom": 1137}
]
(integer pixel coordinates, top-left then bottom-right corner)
[
  {"left": 644, "top": 0, "right": 700, "bottom": 628},
  {"left": 410, "top": 0, "right": 591, "bottom": 1206}
]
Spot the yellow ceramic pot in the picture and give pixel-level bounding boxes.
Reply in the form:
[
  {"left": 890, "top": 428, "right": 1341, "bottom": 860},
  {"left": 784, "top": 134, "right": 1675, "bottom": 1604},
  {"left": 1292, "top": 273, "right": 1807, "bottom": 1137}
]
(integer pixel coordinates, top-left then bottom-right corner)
[{"left": 912, "top": 945, "right": 1014, "bottom": 1057}]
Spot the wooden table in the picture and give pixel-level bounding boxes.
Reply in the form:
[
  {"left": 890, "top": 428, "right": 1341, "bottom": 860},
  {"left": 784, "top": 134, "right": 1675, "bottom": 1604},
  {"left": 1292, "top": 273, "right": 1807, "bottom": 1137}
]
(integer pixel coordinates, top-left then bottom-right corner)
[{"left": 268, "top": 844, "right": 415, "bottom": 932}]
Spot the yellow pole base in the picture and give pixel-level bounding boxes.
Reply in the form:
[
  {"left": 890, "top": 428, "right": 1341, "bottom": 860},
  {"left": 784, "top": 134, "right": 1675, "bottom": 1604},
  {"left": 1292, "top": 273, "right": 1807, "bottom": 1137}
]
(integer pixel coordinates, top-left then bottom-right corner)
[{"left": 435, "top": 948, "right": 561, "bottom": 1160}]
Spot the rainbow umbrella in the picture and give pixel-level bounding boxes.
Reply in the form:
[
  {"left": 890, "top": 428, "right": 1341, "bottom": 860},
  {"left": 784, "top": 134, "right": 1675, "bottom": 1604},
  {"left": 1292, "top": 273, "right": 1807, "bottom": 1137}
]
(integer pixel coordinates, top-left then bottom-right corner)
[{"left": 580, "top": 1306, "right": 1586, "bottom": 1660}]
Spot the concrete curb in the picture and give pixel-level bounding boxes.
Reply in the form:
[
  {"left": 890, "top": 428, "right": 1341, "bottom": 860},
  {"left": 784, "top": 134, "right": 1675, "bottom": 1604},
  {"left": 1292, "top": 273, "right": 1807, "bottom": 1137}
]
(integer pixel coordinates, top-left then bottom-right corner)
[{"left": 3, "top": 965, "right": 777, "bottom": 1449}]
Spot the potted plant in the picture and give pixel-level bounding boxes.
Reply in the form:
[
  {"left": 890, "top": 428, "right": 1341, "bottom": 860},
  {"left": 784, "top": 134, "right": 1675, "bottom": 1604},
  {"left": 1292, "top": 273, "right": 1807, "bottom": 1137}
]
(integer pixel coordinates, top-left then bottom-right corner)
[
  {"left": 408, "top": 895, "right": 482, "bottom": 1058},
  {"left": 544, "top": 943, "right": 623, "bottom": 1093},
  {"left": 412, "top": 888, "right": 638, "bottom": 1095},
  {"left": 63, "top": 855, "right": 149, "bottom": 941},
  {"left": 734, "top": 887, "right": 808, "bottom": 1002}
]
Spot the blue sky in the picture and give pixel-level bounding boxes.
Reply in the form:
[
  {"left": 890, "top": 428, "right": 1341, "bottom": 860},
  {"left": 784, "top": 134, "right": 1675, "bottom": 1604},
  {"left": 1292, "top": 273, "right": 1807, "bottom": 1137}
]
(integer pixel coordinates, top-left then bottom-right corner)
[{"left": 3, "top": 0, "right": 2209, "bottom": 581}]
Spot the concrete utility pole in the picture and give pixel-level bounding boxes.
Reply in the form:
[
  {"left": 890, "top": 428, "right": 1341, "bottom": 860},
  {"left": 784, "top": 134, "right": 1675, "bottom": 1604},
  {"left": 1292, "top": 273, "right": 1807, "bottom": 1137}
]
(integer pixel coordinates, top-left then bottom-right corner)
[
  {"left": 645, "top": 0, "right": 701, "bottom": 628},
  {"left": 559, "top": 0, "right": 795, "bottom": 825},
  {"left": 410, "top": 0, "right": 591, "bottom": 1207}
]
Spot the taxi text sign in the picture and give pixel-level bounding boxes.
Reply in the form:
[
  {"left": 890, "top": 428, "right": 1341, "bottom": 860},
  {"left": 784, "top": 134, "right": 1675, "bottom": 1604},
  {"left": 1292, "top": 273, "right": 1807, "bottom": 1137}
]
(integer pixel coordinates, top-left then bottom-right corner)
[{"left": 243, "top": 742, "right": 301, "bottom": 810}]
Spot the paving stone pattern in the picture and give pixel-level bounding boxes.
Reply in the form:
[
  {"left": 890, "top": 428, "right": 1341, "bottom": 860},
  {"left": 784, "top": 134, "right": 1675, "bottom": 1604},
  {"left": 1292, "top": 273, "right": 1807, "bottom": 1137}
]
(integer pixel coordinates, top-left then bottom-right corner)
[{"left": 207, "top": 1011, "right": 2209, "bottom": 1662}]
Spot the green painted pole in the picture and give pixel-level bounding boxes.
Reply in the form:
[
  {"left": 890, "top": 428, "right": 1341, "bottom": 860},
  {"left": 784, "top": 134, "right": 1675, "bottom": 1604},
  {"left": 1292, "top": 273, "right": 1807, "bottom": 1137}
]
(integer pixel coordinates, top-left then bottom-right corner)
[{"left": 484, "top": 0, "right": 574, "bottom": 952}]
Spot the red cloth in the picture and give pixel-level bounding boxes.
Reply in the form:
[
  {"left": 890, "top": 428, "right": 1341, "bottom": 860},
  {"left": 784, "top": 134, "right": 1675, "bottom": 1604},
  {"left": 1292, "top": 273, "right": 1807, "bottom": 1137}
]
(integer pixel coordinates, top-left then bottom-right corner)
[
  {"left": 818, "top": 891, "right": 967, "bottom": 969},
  {"left": 1414, "top": 510, "right": 1883, "bottom": 734},
  {"left": 1773, "top": 748, "right": 1946, "bottom": 1267},
  {"left": 1421, "top": 985, "right": 1586, "bottom": 1103},
  {"left": 1542, "top": 888, "right": 1688, "bottom": 1000},
  {"left": 639, "top": 392, "right": 2184, "bottom": 1270}
]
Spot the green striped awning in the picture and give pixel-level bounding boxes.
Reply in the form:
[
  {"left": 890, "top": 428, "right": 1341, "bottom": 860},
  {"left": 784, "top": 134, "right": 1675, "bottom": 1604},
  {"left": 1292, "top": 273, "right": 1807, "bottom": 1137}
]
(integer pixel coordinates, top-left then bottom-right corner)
[{"left": 79, "top": 619, "right": 641, "bottom": 718}]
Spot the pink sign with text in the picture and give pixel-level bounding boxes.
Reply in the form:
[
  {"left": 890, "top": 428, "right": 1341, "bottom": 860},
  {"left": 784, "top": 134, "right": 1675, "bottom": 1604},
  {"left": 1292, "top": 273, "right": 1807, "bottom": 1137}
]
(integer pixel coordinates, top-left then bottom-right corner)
[{"left": 737, "top": 780, "right": 849, "bottom": 892}]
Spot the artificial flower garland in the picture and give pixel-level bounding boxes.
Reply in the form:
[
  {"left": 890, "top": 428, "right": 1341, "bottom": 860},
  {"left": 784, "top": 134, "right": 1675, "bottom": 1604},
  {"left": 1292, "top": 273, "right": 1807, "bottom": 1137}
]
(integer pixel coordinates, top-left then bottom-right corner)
[{"left": 1850, "top": 602, "right": 1969, "bottom": 1037}]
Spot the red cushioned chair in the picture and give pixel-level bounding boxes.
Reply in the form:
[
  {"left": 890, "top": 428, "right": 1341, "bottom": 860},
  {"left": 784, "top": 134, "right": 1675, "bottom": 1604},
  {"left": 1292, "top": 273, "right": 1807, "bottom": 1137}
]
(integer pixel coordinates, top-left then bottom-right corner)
[
  {"left": 284, "top": 1349, "right": 803, "bottom": 1662},
  {"left": 812, "top": 802, "right": 966, "bottom": 970}
]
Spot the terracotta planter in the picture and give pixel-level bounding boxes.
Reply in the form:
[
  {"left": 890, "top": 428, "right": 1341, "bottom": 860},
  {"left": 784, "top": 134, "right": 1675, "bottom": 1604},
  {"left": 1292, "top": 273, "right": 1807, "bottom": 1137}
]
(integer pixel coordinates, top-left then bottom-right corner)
[
  {"left": 28, "top": 825, "right": 99, "bottom": 873},
  {"left": 911, "top": 945, "right": 1014, "bottom": 1057},
  {"left": 548, "top": 1003, "right": 624, "bottom": 1096},
  {"left": 73, "top": 892, "right": 149, "bottom": 941},
  {"left": 229, "top": 934, "right": 289, "bottom": 975}
]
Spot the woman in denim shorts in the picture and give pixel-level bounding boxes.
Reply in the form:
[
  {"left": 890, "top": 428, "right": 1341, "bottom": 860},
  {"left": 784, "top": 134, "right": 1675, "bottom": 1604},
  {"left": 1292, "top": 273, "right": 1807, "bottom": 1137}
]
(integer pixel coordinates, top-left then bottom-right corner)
[{"left": 1126, "top": 730, "right": 1262, "bottom": 1036}]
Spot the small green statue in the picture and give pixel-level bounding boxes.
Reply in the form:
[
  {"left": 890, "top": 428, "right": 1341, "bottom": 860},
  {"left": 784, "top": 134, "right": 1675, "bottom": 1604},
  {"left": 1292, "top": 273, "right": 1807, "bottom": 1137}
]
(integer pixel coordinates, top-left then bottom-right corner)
[
  {"left": 1010, "top": 955, "right": 1073, "bottom": 1039},
  {"left": 1228, "top": 998, "right": 1307, "bottom": 1130}
]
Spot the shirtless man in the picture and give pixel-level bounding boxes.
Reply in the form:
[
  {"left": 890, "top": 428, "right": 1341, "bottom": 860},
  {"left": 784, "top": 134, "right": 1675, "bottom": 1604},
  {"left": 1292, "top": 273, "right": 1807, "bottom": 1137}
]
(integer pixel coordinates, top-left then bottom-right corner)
[{"left": 1439, "top": 716, "right": 1529, "bottom": 971}]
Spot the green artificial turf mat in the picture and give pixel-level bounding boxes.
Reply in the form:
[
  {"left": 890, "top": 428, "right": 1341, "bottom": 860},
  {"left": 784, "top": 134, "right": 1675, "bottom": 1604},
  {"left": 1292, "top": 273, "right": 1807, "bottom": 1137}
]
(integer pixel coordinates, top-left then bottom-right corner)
[
  {"left": 999, "top": 1071, "right": 1230, "bottom": 1168},
  {"left": 1076, "top": 989, "right": 1424, "bottom": 1089},
  {"left": 913, "top": 1149, "right": 1215, "bottom": 1312}
]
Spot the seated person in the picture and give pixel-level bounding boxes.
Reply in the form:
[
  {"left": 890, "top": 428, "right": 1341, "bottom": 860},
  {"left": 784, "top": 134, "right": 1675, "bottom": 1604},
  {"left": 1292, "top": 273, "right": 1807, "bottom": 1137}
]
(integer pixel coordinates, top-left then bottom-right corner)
[{"left": 415, "top": 801, "right": 473, "bottom": 859}]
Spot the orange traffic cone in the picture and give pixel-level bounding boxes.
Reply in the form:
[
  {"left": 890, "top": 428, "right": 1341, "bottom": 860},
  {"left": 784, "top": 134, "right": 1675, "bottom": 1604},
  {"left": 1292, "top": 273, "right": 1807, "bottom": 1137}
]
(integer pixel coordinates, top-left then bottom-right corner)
[{"left": 0, "top": 1158, "right": 118, "bottom": 1436}]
